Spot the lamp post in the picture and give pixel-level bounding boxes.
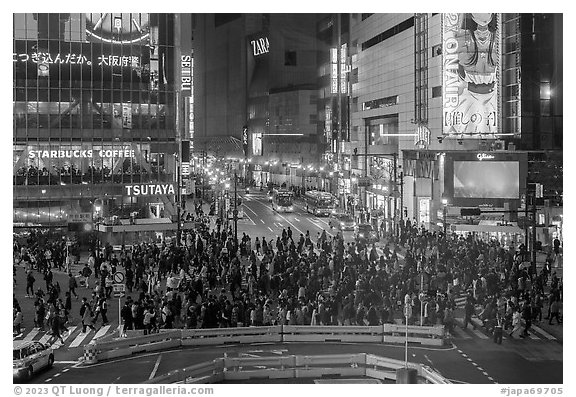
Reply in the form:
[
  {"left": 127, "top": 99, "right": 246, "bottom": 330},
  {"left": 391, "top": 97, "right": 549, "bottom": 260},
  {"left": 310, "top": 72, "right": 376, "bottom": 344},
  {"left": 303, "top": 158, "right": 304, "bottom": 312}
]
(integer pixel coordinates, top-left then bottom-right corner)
[
  {"left": 233, "top": 171, "right": 238, "bottom": 248},
  {"left": 442, "top": 198, "right": 448, "bottom": 236}
]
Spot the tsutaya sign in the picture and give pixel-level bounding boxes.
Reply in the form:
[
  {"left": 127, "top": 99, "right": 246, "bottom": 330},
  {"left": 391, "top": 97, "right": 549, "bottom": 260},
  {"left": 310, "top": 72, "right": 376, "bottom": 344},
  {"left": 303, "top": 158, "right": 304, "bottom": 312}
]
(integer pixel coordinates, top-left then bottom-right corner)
[
  {"left": 250, "top": 37, "right": 270, "bottom": 57},
  {"left": 28, "top": 149, "right": 135, "bottom": 159},
  {"left": 125, "top": 184, "right": 175, "bottom": 196}
]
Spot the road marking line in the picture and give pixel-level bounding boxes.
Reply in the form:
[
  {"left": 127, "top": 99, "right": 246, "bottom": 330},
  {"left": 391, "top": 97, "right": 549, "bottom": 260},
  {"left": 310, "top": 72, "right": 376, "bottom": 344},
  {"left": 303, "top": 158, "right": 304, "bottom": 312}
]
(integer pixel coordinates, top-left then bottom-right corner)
[
  {"left": 294, "top": 217, "right": 300, "bottom": 222},
  {"left": 267, "top": 226, "right": 274, "bottom": 232},
  {"left": 149, "top": 354, "right": 162, "bottom": 380},
  {"left": 472, "top": 362, "right": 478, "bottom": 366},
  {"left": 62, "top": 326, "right": 78, "bottom": 342},
  {"left": 39, "top": 332, "right": 52, "bottom": 345},
  {"left": 69, "top": 329, "right": 92, "bottom": 348},
  {"left": 531, "top": 325, "right": 557, "bottom": 340},
  {"left": 23, "top": 328, "right": 40, "bottom": 341},
  {"left": 261, "top": 220, "right": 265, "bottom": 223},
  {"left": 528, "top": 333, "right": 539, "bottom": 340},
  {"left": 93, "top": 325, "right": 111, "bottom": 340},
  {"left": 44, "top": 378, "right": 52, "bottom": 383},
  {"left": 471, "top": 329, "right": 489, "bottom": 340},
  {"left": 466, "top": 358, "right": 472, "bottom": 361}
]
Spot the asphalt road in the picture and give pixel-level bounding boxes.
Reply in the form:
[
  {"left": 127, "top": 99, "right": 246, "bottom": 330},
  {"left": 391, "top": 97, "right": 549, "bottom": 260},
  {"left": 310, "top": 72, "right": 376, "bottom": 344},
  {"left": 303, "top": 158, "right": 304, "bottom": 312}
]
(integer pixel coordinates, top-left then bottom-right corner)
[
  {"left": 15, "top": 190, "right": 563, "bottom": 385},
  {"left": 28, "top": 339, "right": 561, "bottom": 384}
]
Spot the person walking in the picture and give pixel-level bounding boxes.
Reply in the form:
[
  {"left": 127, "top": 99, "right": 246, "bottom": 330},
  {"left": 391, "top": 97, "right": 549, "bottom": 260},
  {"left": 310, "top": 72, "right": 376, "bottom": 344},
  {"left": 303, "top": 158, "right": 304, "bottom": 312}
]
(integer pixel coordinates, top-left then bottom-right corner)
[
  {"left": 463, "top": 296, "right": 476, "bottom": 330},
  {"left": 26, "top": 270, "right": 36, "bottom": 298},
  {"left": 548, "top": 298, "right": 561, "bottom": 325},
  {"left": 80, "top": 298, "right": 96, "bottom": 333},
  {"left": 509, "top": 307, "right": 522, "bottom": 338},
  {"left": 520, "top": 300, "right": 532, "bottom": 338},
  {"left": 68, "top": 273, "right": 78, "bottom": 298},
  {"left": 49, "top": 312, "right": 65, "bottom": 345}
]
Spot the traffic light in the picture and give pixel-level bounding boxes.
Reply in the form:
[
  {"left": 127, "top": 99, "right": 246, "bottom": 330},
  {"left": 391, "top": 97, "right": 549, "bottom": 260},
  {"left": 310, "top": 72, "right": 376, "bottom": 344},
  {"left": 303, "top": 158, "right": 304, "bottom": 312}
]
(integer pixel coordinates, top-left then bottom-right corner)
[{"left": 460, "top": 208, "right": 482, "bottom": 216}]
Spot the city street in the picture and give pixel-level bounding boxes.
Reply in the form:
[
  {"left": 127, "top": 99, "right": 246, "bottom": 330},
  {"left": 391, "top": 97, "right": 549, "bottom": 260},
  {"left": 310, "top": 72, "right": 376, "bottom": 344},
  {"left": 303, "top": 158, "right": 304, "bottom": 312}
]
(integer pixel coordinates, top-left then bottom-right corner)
[
  {"left": 13, "top": 192, "right": 563, "bottom": 384},
  {"left": 13, "top": 12, "right": 564, "bottom": 387}
]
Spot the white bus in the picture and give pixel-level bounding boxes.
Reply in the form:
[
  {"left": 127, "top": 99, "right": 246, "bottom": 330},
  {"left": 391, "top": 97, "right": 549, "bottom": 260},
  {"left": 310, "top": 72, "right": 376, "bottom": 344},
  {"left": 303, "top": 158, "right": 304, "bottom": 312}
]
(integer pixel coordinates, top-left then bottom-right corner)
[
  {"left": 272, "top": 189, "right": 294, "bottom": 212},
  {"left": 304, "top": 190, "right": 334, "bottom": 216}
]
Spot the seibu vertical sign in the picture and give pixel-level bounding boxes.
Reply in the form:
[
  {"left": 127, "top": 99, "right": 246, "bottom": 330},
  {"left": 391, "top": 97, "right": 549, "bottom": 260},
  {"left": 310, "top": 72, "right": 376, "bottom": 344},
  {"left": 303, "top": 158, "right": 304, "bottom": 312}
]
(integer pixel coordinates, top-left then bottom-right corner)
[{"left": 181, "top": 54, "right": 192, "bottom": 94}]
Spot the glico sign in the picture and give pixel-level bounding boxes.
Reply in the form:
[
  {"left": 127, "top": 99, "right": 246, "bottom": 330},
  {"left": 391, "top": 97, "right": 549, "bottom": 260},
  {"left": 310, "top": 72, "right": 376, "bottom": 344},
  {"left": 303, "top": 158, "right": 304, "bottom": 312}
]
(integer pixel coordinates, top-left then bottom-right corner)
[
  {"left": 125, "top": 184, "right": 175, "bottom": 196},
  {"left": 476, "top": 153, "right": 495, "bottom": 161},
  {"left": 442, "top": 13, "right": 500, "bottom": 138}
]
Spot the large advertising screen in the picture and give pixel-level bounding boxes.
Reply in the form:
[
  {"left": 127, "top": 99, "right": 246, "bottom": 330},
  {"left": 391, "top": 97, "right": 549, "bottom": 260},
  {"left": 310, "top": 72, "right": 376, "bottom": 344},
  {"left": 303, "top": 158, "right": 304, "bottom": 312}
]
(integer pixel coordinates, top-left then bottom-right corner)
[
  {"left": 442, "top": 13, "right": 500, "bottom": 138},
  {"left": 454, "top": 161, "right": 519, "bottom": 199}
]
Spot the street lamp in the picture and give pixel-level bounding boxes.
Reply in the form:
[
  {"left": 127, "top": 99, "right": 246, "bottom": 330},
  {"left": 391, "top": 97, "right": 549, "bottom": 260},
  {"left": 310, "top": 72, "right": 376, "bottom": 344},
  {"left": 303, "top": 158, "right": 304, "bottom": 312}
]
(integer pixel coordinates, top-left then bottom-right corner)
[{"left": 442, "top": 198, "right": 448, "bottom": 236}]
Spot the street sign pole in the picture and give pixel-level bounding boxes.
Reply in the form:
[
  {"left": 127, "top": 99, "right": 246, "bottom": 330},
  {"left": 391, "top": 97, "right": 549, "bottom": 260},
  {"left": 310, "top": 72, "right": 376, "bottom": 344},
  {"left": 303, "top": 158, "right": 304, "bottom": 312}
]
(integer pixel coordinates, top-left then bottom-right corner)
[{"left": 404, "top": 294, "right": 411, "bottom": 368}]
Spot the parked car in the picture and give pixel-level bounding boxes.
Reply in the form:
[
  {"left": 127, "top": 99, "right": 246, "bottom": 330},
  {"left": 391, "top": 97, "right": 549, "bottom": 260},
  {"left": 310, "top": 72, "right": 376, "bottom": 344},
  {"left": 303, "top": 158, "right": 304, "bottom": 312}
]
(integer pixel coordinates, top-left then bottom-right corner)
[
  {"left": 354, "top": 223, "right": 379, "bottom": 245},
  {"left": 13, "top": 341, "right": 54, "bottom": 381},
  {"left": 328, "top": 213, "right": 356, "bottom": 231}
]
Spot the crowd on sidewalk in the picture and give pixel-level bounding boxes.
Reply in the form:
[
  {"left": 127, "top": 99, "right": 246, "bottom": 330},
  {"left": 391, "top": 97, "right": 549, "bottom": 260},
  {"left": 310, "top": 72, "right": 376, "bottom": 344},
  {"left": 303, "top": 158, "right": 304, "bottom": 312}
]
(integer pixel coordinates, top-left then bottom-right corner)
[{"left": 14, "top": 212, "right": 562, "bottom": 342}]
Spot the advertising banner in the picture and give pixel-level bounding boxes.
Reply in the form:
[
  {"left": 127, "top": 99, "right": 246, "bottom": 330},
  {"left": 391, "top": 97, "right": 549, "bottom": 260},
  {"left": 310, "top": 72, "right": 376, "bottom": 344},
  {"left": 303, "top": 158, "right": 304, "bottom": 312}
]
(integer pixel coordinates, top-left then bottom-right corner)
[{"left": 442, "top": 13, "right": 500, "bottom": 137}]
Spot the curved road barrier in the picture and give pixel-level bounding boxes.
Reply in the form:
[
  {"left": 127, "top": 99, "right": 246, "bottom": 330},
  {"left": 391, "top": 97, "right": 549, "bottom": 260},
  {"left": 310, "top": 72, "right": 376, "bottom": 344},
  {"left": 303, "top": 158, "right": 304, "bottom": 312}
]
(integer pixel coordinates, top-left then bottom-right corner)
[
  {"left": 142, "top": 353, "right": 451, "bottom": 384},
  {"left": 83, "top": 324, "right": 447, "bottom": 364}
]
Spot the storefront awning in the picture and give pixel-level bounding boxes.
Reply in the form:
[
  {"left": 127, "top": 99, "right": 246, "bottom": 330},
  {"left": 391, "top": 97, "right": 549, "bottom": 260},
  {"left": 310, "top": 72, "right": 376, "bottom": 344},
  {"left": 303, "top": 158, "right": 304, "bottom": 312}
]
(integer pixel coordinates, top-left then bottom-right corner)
[{"left": 450, "top": 224, "right": 524, "bottom": 234}]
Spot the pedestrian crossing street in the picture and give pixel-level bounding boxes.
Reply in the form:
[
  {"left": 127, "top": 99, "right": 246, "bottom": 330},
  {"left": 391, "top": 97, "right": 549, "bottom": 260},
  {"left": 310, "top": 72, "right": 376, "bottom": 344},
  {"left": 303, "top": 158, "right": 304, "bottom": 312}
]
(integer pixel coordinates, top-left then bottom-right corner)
[
  {"left": 13, "top": 324, "right": 114, "bottom": 350},
  {"left": 448, "top": 318, "right": 557, "bottom": 342},
  {"left": 450, "top": 293, "right": 558, "bottom": 342}
]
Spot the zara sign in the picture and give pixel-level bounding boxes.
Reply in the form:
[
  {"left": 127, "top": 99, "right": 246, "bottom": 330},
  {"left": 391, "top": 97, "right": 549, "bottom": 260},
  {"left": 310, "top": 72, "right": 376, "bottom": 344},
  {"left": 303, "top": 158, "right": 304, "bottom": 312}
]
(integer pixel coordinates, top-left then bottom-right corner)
[{"left": 250, "top": 37, "right": 270, "bottom": 57}]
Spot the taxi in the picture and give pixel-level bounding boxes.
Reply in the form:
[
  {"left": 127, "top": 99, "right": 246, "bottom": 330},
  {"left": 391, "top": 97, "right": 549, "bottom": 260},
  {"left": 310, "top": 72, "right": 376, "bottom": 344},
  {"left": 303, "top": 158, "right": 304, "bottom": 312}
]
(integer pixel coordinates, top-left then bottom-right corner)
[{"left": 13, "top": 340, "right": 54, "bottom": 381}]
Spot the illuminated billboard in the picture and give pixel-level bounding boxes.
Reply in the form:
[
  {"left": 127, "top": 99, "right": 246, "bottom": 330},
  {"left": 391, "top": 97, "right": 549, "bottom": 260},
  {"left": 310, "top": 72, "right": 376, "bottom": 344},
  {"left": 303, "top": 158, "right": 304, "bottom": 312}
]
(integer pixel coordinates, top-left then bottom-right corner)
[
  {"left": 444, "top": 152, "right": 527, "bottom": 207},
  {"left": 442, "top": 13, "right": 500, "bottom": 138},
  {"left": 454, "top": 161, "right": 519, "bottom": 199}
]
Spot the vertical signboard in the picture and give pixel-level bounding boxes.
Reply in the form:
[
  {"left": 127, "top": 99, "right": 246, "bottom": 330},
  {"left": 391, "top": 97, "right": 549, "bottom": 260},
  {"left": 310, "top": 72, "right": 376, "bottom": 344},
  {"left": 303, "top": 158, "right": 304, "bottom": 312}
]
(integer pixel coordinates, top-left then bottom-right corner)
[
  {"left": 442, "top": 13, "right": 500, "bottom": 138},
  {"left": 340, "top": 43, "right": 347, "bottom": 94},
  {"left": 242, "top": 126, "right": 249, "bottom": 157},
  {"left": 330, "top": 48, "right": 338, "bottom": 94}
]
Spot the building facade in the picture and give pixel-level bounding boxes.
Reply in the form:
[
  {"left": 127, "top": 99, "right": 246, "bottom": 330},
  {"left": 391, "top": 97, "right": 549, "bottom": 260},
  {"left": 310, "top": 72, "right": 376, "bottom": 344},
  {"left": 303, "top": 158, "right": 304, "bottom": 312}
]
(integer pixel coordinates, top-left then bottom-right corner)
[
  {"left": 13, "top": 13, "right": 193, "bottom": 243},
  {"left": 345, "top": 13, "right": 562, "bottom": 244}
]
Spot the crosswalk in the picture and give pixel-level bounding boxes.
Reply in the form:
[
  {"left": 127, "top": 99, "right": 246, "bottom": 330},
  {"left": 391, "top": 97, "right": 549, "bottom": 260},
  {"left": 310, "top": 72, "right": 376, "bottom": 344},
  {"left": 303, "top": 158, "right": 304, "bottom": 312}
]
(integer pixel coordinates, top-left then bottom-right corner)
[
  {"left": 13, "top": 324, "right": 115, "bottom": 350},
  {"left": 449, "top": 317, "right": 558, "bottom": 342}
]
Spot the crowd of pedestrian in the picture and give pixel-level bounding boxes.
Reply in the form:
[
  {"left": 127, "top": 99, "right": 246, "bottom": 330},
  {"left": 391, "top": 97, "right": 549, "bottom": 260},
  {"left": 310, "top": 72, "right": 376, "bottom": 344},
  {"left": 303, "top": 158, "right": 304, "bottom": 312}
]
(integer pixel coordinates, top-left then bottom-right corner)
[{"left": 14, "top": 212, "right": 562, "bottom": 344}]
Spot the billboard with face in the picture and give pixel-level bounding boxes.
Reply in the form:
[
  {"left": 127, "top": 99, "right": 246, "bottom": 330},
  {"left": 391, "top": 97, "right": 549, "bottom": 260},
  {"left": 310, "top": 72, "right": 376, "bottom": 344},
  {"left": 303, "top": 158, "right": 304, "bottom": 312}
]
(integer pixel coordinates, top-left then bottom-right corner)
[{"left": 442, "top": 13, "right": 500, "bottom": 137}]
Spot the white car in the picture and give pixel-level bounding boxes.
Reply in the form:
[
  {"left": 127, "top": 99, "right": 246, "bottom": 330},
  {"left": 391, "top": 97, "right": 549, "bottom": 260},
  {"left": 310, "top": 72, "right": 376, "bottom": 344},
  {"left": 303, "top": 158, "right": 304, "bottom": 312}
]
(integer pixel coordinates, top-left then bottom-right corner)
[{"left": 13, "top": 340, "right": 55, "bottom": 381}]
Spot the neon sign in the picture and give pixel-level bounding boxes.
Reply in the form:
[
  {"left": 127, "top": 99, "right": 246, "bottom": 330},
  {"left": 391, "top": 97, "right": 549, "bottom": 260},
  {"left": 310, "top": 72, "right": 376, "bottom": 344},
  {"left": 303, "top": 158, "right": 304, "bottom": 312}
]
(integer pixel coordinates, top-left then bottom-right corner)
[
  {"left": 250, "top": 37, "right": 270, "bottom": 57},
  {"left": 13, "top": 53, "right": 141, "bottom": 68},
  {"left": 125, "top": 184, "right": 175, "bottom": 196},
  {"left": 28, "top": 149, "right": 135, "bottom": 159},
  {"left": 476, "top": 153, "right": 495, "bottom": 161}
]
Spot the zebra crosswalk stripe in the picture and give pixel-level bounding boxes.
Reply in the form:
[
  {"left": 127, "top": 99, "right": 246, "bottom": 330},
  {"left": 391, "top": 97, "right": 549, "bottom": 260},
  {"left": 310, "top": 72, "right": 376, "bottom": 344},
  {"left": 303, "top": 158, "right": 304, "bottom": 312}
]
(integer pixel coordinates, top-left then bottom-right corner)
[
  {"left": 23, "top": 328, "right": 40, "bottom": 341},
  {"left": 38, "top": 332, "right": 52, "bottom": 345},
  {"left": 93, "top": 325, "right": 111, "bottom": 340},
  {"left": 69, "top": 329, "right": 93, "bottom": 348},
  {"left": 531, "top": 325, "right": 557, "bottom": 341}
]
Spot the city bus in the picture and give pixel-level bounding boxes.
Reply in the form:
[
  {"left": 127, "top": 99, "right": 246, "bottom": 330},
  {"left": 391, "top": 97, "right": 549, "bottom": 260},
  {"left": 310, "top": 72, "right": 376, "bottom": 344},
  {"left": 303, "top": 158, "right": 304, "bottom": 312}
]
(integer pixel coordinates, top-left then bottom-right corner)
[
  {"left": 304, "top": 190, "right": 335, "bottom": 216},
  {"left": 271, "top": 189, "right": 294, "bottom": 213}
]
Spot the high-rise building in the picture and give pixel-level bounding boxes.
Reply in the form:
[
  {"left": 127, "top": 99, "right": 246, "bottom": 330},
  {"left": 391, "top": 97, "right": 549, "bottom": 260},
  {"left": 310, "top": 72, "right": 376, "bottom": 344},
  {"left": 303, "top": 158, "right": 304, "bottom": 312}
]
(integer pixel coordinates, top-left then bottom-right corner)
[
  {"left": 194, "top": 14, "right": 323, "bottom": 187},
  {"left": 13, "top": 13, "right": 193, "bottom": 244},
  {"left": 346, "top": 13, "right": 562, "bottom": 243}
]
